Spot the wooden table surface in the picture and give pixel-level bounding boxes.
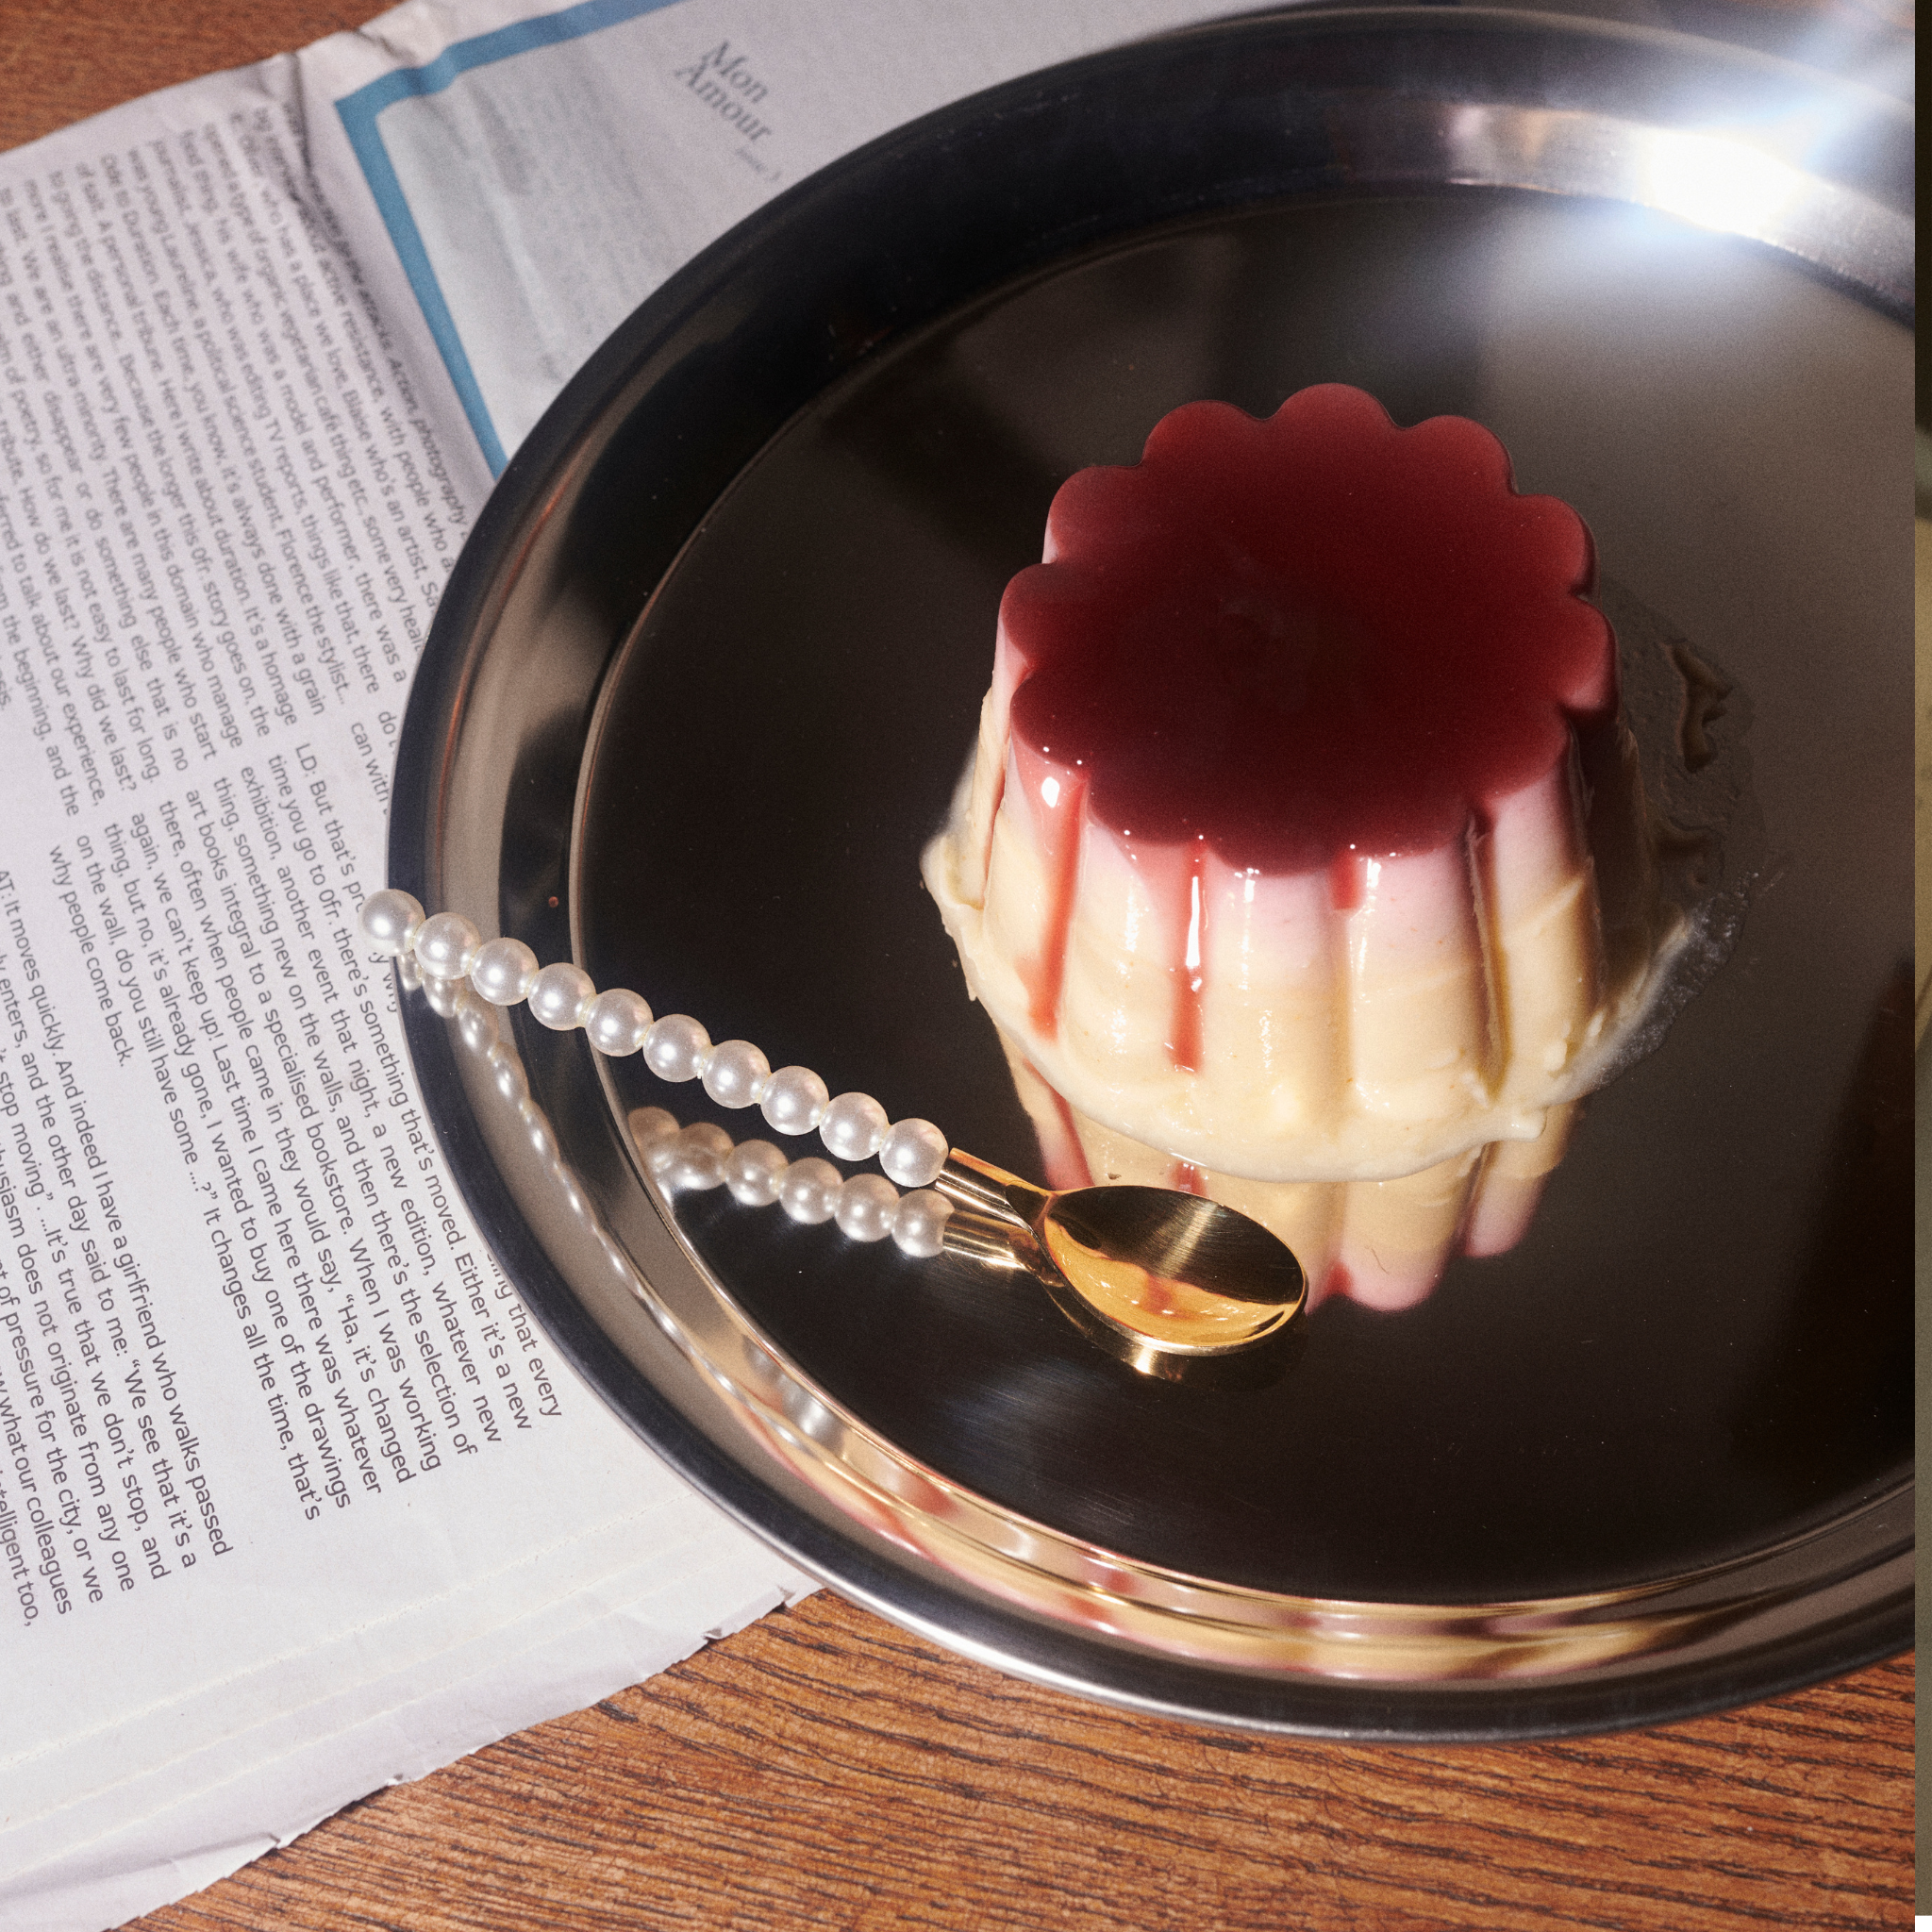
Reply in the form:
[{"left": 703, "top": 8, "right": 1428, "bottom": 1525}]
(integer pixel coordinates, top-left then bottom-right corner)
[{"left": 5, "top": 5, "right": 1913, "bottom": 1928}]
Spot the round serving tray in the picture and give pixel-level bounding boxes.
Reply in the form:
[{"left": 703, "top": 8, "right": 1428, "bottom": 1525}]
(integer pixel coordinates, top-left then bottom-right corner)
[{"left": 389, "top": 8, "right": 1913, "bottom": 1737}]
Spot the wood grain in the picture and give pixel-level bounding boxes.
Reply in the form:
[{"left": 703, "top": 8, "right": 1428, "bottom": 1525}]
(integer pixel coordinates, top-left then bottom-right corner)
[
  {"left": 132, "top": 1595, "right": 1910, "bottom": 1931},
  {"left": 8, "top": 7, "right": 1912, "bottom": 1929},
  {"left": 0, "top": 0, "right": 387, "bottom": 155}
]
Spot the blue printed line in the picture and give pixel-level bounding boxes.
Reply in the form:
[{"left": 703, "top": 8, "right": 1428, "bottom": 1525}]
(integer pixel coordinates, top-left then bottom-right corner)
[{"left": 336, "top": 0, "right": 689, "bottom": 475}]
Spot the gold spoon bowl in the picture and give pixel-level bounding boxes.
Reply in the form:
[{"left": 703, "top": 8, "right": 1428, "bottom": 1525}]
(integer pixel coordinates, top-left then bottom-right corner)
[{"left": 934, "top": 1151, "right": 1307, "bottom": 1386}]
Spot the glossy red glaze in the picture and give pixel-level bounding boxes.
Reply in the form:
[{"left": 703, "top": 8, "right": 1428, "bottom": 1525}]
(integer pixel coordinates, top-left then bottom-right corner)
[{"left": 999, "top": 386, "right": 1613, "bottom": 874}]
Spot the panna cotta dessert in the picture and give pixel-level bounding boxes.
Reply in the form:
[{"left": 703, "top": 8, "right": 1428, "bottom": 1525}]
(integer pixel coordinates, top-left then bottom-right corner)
[{"left": 923, "top": 386, "right": 1673, "bottom": 1227}]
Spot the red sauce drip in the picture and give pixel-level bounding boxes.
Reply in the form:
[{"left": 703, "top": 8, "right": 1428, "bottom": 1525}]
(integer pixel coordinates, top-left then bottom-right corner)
[
  {"left": 1168, "top": 845, "right": 1207, "bottom": 1074},
  {"left": 1327, "top": 849, "right": 1365, "bottom": 913},
  {"left": 1001, "top": 387, "right": 1613, "bottom": 874},
  {"left": 1013, "top": 746, "right": 1086, "bottom": 1040},
  {"left": 1041, "top": 1077, "right": 1094, "bottom": 1192}
]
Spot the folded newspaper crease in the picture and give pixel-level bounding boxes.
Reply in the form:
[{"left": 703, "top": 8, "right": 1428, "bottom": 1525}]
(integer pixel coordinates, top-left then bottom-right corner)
[{"left": 0, "top": 0, "right": 1233, "bottom": 1924}]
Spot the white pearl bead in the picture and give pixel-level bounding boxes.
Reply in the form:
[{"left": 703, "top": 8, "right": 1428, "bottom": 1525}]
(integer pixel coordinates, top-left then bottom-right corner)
[
  {"left": 664, "top": 1122, "right": 731, "bottom": 1192},
  {"left": 628, "top": 1107, "right": 679, "bottom": 1154},
  {"left": 835, "top": 1173, "right": 899, "bottom": 1242},
  {"left": 643, "top": 1015, "right": 711, "bottom": 1082},
  {"left": 760, "top": 1065, "right": 828, "bottom": 1136},
  {"left": 423, "top": 973, "right": 466, "bottom": 1020},
  {"left": 703, "top": 1040, "right": 771, "bottom": 1108},
  {"left": 778, "top": 1157, "right": 842, "bottom": 1224},
  {"left": 891, "top": 1190, "right": 953, "bottom": 1258},
  {"left": 585, "top": 988, "right": 654, "bottom": 1056},
  {"left": 724, "top": 1140, "right": 788, "bottom": 1208},
  {"left": 358, "top": 889, "right": 425, "bottom": 957},
  {"left": 878, "top": 1118, "right": 948, "bottom": 1190},
  {"left": 528, "top": 961, "right": 596, "bottom": 1030},
  {"left": 470, "top": 936, "right": 539, "bottom": 1006},
  {"left": 820, "top": 1091, "right": 889, "bottom": 1162},
  {"left": 415, "top": 911, "right": 482, "bottom": 980}
]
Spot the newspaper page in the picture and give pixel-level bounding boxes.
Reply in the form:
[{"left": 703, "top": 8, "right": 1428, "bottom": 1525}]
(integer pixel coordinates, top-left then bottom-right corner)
[{"left": 0, "top": 1, "right": 1234, "bottom": 1925}]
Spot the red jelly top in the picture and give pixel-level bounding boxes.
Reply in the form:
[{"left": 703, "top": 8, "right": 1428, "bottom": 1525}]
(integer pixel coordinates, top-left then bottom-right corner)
[{"left": 999, "top": 386, "right": 1614, "bottom": 874}]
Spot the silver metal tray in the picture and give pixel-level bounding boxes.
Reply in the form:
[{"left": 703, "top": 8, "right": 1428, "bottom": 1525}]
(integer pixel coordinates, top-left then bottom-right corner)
[{"left": 389, "top": 9, "right": 1913, "bottom": 1737}]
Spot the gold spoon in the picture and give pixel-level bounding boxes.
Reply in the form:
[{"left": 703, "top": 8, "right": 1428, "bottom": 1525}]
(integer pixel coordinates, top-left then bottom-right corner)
[
  {"left": 369, "top": 896, "right": 1309, "bottom": 1386},
  {"left": 933, "top": 1151, "right": 1307, "bottom": 1386}
]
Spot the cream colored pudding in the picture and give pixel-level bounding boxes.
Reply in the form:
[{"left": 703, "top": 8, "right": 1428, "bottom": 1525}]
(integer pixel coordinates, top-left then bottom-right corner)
[{"left": 923, "top": 386, "right": 1673, "bottom": 1190}]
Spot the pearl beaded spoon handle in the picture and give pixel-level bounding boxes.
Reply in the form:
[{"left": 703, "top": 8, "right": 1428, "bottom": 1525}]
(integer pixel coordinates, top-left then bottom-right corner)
[
  {"left": 630, "top": 1110, "right": 1305, "bottom": 1380},
  {"left": 361, "top": 891, "right": 1307, "bottom": 1378}
]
